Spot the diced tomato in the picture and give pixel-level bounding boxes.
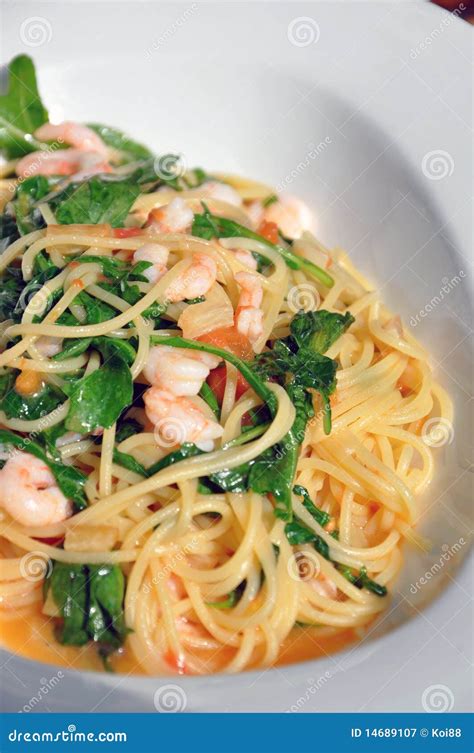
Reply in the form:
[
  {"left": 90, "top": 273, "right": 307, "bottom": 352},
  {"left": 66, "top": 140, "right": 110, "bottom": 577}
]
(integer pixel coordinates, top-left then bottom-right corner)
[
  {"left": 257, "top": 220, "right": 279, "bottom": 244},
  {"left": 112, "top": 227, "right": 144, "bottom": 238},
  {"left": 199, "top": 326, "right": 253, "bottom": 404},
  {"left": 207, "top": 365, "right": 248, "bottom": 405},
  {"left": 33, "top": 536, "right": 64, "bottom": 546},
  {"left": 198, "top": 326, "right": 254, "bottom": 361}
]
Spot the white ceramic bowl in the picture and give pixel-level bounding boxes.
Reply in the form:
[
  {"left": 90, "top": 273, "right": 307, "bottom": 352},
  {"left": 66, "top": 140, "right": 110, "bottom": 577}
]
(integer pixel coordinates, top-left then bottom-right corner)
[{"left": 1, "top": 0, "right": 472, "bottom": 712}]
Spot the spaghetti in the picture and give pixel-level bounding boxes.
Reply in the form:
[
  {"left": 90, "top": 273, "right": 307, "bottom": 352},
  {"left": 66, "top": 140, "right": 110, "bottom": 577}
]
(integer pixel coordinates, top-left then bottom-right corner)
[{"left": 0, "top": 55, "right": 452, "bottom": 676}]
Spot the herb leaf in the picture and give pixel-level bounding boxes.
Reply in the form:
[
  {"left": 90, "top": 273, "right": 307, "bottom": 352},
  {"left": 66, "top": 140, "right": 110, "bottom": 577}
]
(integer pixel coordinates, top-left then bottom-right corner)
[
  {"left": 87, "top": 123, "right": 153, "bottom": 162},
  {"left": 49, "top": 562, "right": 128, "bottom": 651},
  {"left": 0, "top": 55, "right": 48, "bottom": 158},
  {"left": 65, "top": 354, "right": 133, "bottom": 434},
  {"left": 51, "top": 174, "right": 141, "bottom": 227}
]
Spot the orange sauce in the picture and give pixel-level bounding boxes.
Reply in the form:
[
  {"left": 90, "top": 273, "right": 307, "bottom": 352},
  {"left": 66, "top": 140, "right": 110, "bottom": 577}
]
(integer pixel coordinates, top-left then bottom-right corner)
[{"left": 0, "top": 605, "right": 359, "bottom": 676}]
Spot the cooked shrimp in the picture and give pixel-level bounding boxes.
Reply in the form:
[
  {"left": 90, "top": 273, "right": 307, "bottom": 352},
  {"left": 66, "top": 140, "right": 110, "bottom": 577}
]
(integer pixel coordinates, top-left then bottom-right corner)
[
  {"left": 35, "top": 122, "right": 109, "bottom": 156},
  {"left": 234, "top": 271, "right": 264, "bottom": 345},
  {"left": 34, "top": 336, "right": 63, "bottom": 358},
  {"left": 164, "top": 253, "right": 217, "bottom": 303},
  {"left": 16, "top": 148, "right": 111, "bottom": 179},
  {"left": 200, "top": 181, "right": 242, "bottom": 207},
  {"left": 246, "top": 200, "right": 264, "bottom": 229},
  {"left": 133, "top": 243, "right": 170, "bottom": 284},
  {"left": 220, "top": 241, "right": 257, "bottom": 271},
  {"left": 146, "top": 197, "right": 194, "bottom": 234},
  {"left": 263, "top": 193, "right": 314, "bottom": 239},
  {"left": 144, "top": 388, "right": 223, "bottom": 451},
  {"left": 143, "top": 345, "right": 220, "bottom": 396},
  {"left": 0, "top": 451, "right": 72, "bottom": 527}
]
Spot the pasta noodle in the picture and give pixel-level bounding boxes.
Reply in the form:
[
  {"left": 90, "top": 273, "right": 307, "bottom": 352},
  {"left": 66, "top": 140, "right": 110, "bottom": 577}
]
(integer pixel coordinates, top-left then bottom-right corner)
[{"left": 0, "top": 76, "right": 452, "bottom": 676}]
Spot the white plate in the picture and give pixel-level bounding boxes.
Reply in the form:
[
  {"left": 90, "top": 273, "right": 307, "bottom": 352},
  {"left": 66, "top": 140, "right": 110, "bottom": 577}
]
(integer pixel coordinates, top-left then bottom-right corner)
[{"left": 1, "top": 0, "right": 472, "bottom": 713}]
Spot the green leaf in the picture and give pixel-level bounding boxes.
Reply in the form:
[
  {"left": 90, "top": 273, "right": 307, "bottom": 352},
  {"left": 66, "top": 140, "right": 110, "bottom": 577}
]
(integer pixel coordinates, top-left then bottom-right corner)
[
  {"left": 290, "top": 310, "right": 355, "bottom": 354},
  {"left": 206, "top": 581, "right": 246, "bottom": 609},
  {"left": 191, "top": 204, "right": 334, "bottom": 287},
  {"left": 0, "top": 265, "right": 23, "bottom": 320},
  {"left": 0, "top": 212, "right": 20, "bottom": 254},
  {"left": 87, "top": 123, "right": 153, "bottom": 163},
  {"left": 115, "top": 418, "right": 142, "bottom": 443},
  {"left": 146, "top": 442, "right": 204, "bottom": 477},
  {"left": 284, "top": 520, "right": 330, "bottom": 560},
  {"left": 0, "top": 55, "right": 49, "bottom": 158},
  {"left": 112, "top": 447, "right": 147, "bottom": 477},
  {"left": 51, "top": 174, "right": 141, "bottom": 227},
  {"left": 49, "top": 562, "right": 128, "bottom": 650},
  {"left": 65, "top": 354, "right": 133, "bottom": 434},
  {"left": 0, "top": 428, "right": 87, "bottom": 511},
  {"left": 11, "top": 175, "right": 51, "bottom": 235},
  {"left": 11, "top": 264, "right": 62, "bottom": 323},
  {"left": 199, "top": 381, "right": 220, "bottom": 418},
  {"left": 0, "top": 373, "right": 64, "bottom": 421},
  {"left": 209, "top": 461, "right": 254, "bottom": 493},
  {"left": 340, "top": 565, "right": 387, "bottom": 598},
  {"left": 293, "top": 484, "right": 330, "bottom": 527},
  {"left": 50, "top": 563, "right": 89, "bottom": 645}
]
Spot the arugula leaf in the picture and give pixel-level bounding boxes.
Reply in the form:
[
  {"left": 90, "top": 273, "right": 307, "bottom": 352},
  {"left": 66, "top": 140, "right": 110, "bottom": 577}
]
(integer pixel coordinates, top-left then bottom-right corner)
[
  {"left": 0, "top": 428, "right": 87, "bottom": 511},
  {"left": 0, "top": 212, "right": 20, "bottom": 253},
  {"left": 12, "top": 264, "right": 62, "bottom": 323},
  {"left": 65, "top": 354, "right": 133, "bottom": 434},
  {"left": 338, "top": 564, "right": 387, "bottom": 597},
  {"left": 290, "top": 310, "right": 355, "bottom": 354},
  {"left": 262, "top": 194, "right": 278, "bottom": 208},
  {"left": 112, "top": 447, "right": 147, "bottom": 477},
  {"left": 38, "top": 421, "right": 69, "bottom": 462},
  {"left": 284, "top": 519, "right": 330, "bottom": 560},
  {"left": 253, "top": 311, "right": 352, "bottom": 436},
  {"left": 76, "top": 291, "right": 117, "bottom": 324},
  {"left": 49, "top": 562, "right": 128, "bottom": 652},
  {"left": 192, "top": 204, "right": 334, "bottom": 287},
  {"left": 209, "top": 461, "right": 254, "bottom": 493},
  {"left": 49, "top": 563, "right": 89, "bottom": 645},
  {"left": 32, "top": 249, "right": 56, "bottom": 275},
  {"left": 293, "top": 484, "right": 330, "bottom": 527},
  {"left": 51, "top": 337, "right": 92, "bottom": 361},
  {"left": 0, "top": 265, "right": 23, "bottom": 320},
  {"left": 115, "top": 418, "right": 142, "bottom": 443},
  {"left": 0, "top": 55, "right": 49, "bottom": 158},
  {"left": 87, "top": 123, "right": 153, "bottom": 162},
  {"left": 206, "top": 581, "right": 246, "bottom": 609},
  {"left": 199, "top": 381, "right": 220, "bottom": 418},
  {"left": 0, "top": 371, "right": 64, "bottom": 420},
  {"left": 11, "top": 175, "right": 51, "bottom": 235},
  {"left": 50, "top": 174, "right": 141, "bottom": 227},
  {"left": 146, "top": 442, "right": 204, "bottom": 477}
]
